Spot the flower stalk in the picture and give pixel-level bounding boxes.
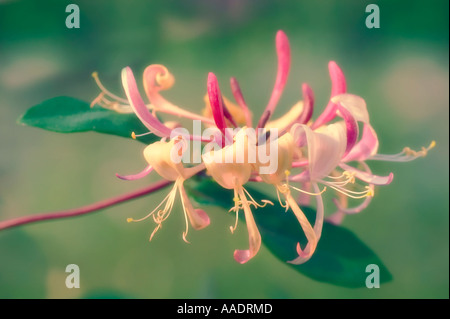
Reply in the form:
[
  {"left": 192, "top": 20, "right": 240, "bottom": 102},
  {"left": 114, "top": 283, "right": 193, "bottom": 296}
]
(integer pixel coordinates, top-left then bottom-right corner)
[{"left": 0, "top": 179, "right": 172, "bottom": 231}]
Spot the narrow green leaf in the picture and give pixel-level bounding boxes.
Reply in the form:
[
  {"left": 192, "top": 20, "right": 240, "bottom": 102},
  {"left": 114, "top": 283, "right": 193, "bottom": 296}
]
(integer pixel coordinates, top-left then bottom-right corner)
[
  {"left": 187, "top": 178, "right": 392, "bottom": 288},
  {"left": 18, "top": 96, "right": 156, "bottom": 144}
]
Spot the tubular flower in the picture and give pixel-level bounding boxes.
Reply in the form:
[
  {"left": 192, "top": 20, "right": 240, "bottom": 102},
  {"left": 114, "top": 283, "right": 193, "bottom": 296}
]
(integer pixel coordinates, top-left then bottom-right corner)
[
  {"left": 287, "top": 66, "right": 434, "bottom": 226},
  {"left": 89, "top": 29, "right": 433, "bottom": 265},
  {"left": 202, "top": 128, "right": 269, "bottom": 264},
  {"left": 125, "top": 137, "right": 210, "bottom": 242},
  {"left": 92, "top": 64, "right": 214, "bottom": 126},
  {"left": 118, "top": 67, "right": 210, "bottom": 242},
  {"left": 255, "top": 132, "right": 325, "bottom": 264},
  {"left": 202, "top": 73, "right": 272, "bottom": 264}
]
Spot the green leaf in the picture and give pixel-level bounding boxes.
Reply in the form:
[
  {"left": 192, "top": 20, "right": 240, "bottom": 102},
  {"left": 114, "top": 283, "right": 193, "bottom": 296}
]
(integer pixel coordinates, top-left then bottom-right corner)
[
  {"left": 18, "top": 96, "right": 157, "bottom": 144},
  {"left": 187, "top": 178, "right": 393, "bottom": 288}
]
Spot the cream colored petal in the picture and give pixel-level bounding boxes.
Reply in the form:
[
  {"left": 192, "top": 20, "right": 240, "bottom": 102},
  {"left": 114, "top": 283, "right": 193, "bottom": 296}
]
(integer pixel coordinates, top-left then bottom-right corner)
[
  {"left": 257, "top": 133, "right": 295, "bottom": 184},
  {"left": 331, "top": 94, "right": 369, "bottom": 124},
  {"left": 265, "top": 101, "right": 303, "bottom": 131},
  {"left": 292, "top": 122, "right": 347, "bottom": 181}
]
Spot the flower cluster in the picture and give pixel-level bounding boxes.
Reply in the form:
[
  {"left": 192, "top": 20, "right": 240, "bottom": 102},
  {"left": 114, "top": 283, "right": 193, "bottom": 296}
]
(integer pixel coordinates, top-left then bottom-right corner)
[{"left": 92, "top": 30, "right": 434, "bottom": 264}]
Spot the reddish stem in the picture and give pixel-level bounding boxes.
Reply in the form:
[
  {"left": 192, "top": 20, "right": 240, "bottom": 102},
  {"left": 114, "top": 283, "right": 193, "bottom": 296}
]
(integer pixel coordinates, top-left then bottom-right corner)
[{"left": 0, "top": 179, "right": 172, "bottom": 231}]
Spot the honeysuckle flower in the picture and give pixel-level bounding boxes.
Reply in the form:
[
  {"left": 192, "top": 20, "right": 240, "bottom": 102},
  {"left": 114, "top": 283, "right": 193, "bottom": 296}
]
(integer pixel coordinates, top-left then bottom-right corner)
[
  {"left": 92, "top": 64, "right": 215, "bottom": 127},
  {"left": 202, "top": 127, "right": 266, "bottom": 264},
  {"left": 315, "top": 92, "right": 432, "bottom": 224},
  {"left": 211, "top": 30, "right": 434, "bottom": 264},
  {"left": 118, "top": 67, "right": 211, "bottom": 242},
  {"left": 198, "top": 33, "right": 323, "bottom": 264},
  {"left": 202, "top": 73, "right": 273, "bottom": 264},
  {"left": 2, "top": 27, "right": 436, "bottom": 274},
  {"left": 255, "top": 131, "right": 325, "bottom": 264},
  {"left": 287, "top": 66, "right": 434, "bottom": 227},
  {"left": 89, "top": 29, "right": 433, "bottom": 265}
]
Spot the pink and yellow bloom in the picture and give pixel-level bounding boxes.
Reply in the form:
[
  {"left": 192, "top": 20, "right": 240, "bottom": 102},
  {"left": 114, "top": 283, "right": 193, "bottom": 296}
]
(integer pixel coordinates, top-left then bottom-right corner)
[{"left": 91, "top": 30, "right": 434, "bottom": 264}]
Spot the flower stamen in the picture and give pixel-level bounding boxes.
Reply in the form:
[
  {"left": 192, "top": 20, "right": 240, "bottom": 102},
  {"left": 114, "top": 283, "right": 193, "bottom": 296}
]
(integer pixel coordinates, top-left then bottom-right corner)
[{"left": 370, "top": 141, "right": 436, "bottom": 162}]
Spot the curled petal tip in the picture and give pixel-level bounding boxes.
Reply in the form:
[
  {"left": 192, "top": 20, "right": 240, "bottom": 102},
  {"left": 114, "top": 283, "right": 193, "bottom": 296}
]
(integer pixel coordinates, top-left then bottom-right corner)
[
  {"left": 387, "top": 172, "right": 394, "bottom": 185},
  {"left": 193, "top": 209, "right": 210, "bottom": 230},
  {"left": 295, "top": 242, "right": 303, "bottom": 255},
  {"left": 233, "top": 249, "right": 251, "bottom": 264},
  {"left": 311, "top": 61, "right": 347, "bottom": 129},
  {"left": 115, "top": 165, "right": 153, "bottom": 181},
  {"left": 286, "top": 242, "right": 312, "bottom": 265},
  {"left": 182, "top": 232, "right": 191, "bottom": 244}
]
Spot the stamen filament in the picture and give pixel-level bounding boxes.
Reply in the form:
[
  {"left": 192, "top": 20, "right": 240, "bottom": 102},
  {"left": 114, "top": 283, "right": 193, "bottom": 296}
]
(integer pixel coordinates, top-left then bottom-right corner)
[
  {"left": 324, "top": 184, "right": 373, "bottom": 199},
  {"left": 370, "top": 141, "right": 436, "bottom": 162},
  {"left": 178, "top": 181, "right": 191, "bottom": 243},
  {"left": 127, "top": 183, "right": 176, "bottom": 223},
  {"left": 92, "top": 72, "right": 130, "bottom": 104},
  {"left": 242, "top": 187, "right": 273, "bottom": 209},
  {"left": 289, "top": 185, "right": 327, "bottom": 196}
]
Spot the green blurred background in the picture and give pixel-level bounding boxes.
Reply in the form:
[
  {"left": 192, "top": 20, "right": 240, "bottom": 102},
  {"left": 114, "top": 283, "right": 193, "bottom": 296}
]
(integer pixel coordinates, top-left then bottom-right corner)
[{"left": 0, "top": 0, "right": 448, "bottom": 298}]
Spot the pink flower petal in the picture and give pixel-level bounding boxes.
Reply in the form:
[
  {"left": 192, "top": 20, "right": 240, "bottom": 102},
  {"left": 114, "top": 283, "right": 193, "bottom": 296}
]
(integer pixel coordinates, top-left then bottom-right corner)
[
  {"left": 311, "top": 61, "right": 347, "bottom": 129},
  {"left": 230, "top": 77, "right": 253, "bottom": 127},
  {"left": 298, "top": 83, "right": 314, "bottom": 124},
  {"left": 121, "top": 67, "right": 172, "bottom": 137},
  {"left": 257, "top": 110, "right": 271, "bottom": 129},
  {"left": 340, "top": 163, "right": 394, "bottom": 185},
  {"left": 342, "top": 124, "right": 379, "bottom": 162},
  {"left": 336, "top": 102, "right": 358, "bottom": 157},
  {"left": 142, "top": 64, "right": 173, "bottom": 107},
  {"left": 257, "top": 30, "right": 291, "bottom": 128},
  {"left": 207, "top": 72, "right": 226, "bottom": 135},
  {"left": 332, "top": 195, "right": 373, "bottom": 215},
  {"left": 116, "top": 165, "right": 153, "bottom": 181},
  {"left": 142, "top": 65, "right": 215, "bottom": 125},
  {"left": 221, "top": 97, "right": 238, "bottom": 128}
]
